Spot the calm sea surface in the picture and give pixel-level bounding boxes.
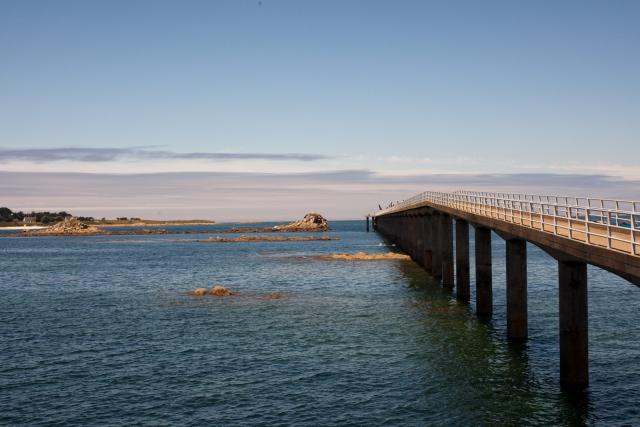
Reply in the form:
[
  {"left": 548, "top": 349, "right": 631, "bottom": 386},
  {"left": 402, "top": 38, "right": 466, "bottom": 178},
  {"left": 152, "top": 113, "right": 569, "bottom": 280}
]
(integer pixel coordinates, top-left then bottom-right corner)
[{"left": 1, "top": 221, "right": 639, "bottom": 426}]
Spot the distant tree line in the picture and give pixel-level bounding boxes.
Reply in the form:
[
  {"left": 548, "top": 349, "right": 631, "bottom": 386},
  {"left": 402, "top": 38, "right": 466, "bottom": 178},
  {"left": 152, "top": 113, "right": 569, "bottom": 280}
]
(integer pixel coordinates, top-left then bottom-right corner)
[
  {"left": 0, "top": 207, "right": 94, "bottom": 224},
  {"left": 0, "top": 207, "right": 145, "bottom": 225}
]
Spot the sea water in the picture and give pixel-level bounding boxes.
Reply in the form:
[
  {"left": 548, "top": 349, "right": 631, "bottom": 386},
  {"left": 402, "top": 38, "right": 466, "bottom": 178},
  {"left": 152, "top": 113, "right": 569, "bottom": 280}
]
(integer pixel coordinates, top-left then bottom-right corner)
[{"left": 1, "top": 221, "right": 639, "bottom": 426}]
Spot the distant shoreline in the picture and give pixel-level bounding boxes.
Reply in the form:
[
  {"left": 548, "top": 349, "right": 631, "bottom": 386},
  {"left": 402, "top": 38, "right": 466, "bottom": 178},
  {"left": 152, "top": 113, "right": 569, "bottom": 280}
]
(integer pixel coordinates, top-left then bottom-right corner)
[{"left": 0, "top": 220, "right": 216, "bottom": 228}]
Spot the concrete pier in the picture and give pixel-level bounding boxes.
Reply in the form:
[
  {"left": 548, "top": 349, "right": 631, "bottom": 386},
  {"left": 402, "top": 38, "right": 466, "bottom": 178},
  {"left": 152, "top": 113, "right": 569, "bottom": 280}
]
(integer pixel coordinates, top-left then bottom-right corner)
[
  {"left": 441, "top": 214, "right": 454, "bottom": 288},
  {"left": 506, "top": 239, "right": 528, "bottom": 340},
  {"left": 475, "top": 227, "right": 493, "bottom": 316},
  {"left": 456, "top": 219, "right": 470, "bottom": 301},
  {"left": 559, "top": 260, "right": 588, "bottom": 389},
  {"left": 373, "top": 189, "right": 640, "bottom": 390}
]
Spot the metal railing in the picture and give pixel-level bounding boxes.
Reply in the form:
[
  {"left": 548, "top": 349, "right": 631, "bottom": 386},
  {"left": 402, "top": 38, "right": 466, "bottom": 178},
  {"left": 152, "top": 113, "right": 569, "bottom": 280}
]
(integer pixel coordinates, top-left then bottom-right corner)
[{"left": 375, "top": 191, "right": 640, "bottom": 256}]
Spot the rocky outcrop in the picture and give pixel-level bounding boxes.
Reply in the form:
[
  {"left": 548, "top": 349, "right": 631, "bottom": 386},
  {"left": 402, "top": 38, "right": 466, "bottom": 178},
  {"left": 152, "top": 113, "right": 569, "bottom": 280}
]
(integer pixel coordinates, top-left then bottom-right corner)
[
  {"left": 22, "top": 218, "right": 102, "bottom": 236},
  {"left": 224, "top": 213, "right": 330, "bottom": 233},
  {"left": 274, "top": 213, "right": 329, "bottom": 231}
]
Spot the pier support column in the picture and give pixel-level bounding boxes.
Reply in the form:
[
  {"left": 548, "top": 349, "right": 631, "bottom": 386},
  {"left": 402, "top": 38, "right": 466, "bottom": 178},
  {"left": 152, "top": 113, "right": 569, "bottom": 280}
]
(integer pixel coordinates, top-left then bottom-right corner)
[
  {"left": 416, "top": 216, "right": 425, "bottom": 267},
  {"left": 410, "top": 216, "right": 418, "bottom": 260},
  {"left": 431, "top": 213, "right": 442, "bottom": 279},
  {"left": 423, "top": 214, "right": 433, "bottom": 274},
  {"left": 506, "top": 239, "right": 528, "bottom": 340},
  {"left": 456, "top": 219, "right": 470, "bottom": 301},
  {"left": 559, "top": 261, "right": 588, "bottom": 389},
  {"left": 403, "top": 215, "right": 413, "bottom": 258},
  {"left": 413, "top": 216, "right": 422, "bottom": 264},
  {"left": 475, "top": 227, "right": 492, "bottom": 316},
  {"left": 441, "top": 215, "right": 454, "bottom": 287}
]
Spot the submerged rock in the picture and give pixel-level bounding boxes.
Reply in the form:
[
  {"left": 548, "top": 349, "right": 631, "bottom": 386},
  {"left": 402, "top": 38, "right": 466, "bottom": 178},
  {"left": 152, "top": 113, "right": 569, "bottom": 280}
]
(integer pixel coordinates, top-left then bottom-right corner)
[
  {"left": 203, "top": 235, "right": 336, "bottom": 243},
  {"left": 210, "top": 285, "right": 237, "bottom": 297},
  {"left": 189, "top": 288, "right": 208, "bottom": 296},
  {"left": 265, "top": 293, "right": 288, "bottom": 299}
]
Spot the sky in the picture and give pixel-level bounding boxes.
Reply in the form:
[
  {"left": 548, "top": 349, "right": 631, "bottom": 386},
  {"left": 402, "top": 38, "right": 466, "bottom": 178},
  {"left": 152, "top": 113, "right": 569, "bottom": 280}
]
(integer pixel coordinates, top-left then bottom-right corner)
[{"left": 1, "top": 0, "right": 639, "bottom": 220}]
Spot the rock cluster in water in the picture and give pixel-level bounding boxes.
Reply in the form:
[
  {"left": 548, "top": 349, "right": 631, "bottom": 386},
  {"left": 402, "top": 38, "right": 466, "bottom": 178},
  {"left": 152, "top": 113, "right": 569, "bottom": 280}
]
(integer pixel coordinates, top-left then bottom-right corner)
[
  {"left": 189, "top": 285, "right": 238, "bottom": 297},
  {"left": 188, "top": 286, "right": 288, "bottom": 299},
  {"left": 28, "top": 218, "right": 101, "bottom": 235},
  {"left": 210, "top": 285, "right": 237, "bottom": 296},
  {"left": 203, "top": 235, "right": 336, "bottom": 243},
  {"left": 225, "top": 213, "right": 330, "bottom": 233},
  {"left": 316, "top": 252, "right": 411, "bottom": 261}
]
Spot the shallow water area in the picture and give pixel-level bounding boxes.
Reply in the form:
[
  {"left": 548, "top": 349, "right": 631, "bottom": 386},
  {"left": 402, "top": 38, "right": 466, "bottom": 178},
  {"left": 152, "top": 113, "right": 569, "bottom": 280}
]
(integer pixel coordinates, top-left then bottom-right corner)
[{"left": 1, "top": 220, "right": 639, "bottom": 425}]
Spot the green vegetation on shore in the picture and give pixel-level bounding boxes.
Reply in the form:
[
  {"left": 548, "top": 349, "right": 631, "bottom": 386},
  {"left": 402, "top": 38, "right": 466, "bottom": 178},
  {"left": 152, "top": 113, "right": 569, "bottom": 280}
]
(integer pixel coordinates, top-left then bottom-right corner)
[{"left": 0, "top": 207, "right": 73, "bottom": 225}]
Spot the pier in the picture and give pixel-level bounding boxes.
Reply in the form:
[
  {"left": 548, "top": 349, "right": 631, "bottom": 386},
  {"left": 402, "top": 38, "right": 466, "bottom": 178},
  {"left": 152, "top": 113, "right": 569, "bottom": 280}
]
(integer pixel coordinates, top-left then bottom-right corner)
[{"left": 373, "top": 191, "right": 640, "bottom": 390}]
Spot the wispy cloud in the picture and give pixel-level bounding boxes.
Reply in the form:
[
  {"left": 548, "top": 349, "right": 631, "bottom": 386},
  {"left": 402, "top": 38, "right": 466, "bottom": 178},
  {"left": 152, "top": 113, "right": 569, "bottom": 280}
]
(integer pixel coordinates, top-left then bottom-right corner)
[
  {"left": 0, "top": 147, "right": 331, "bottom": 163},
  {"left": 1, "top": 170, "right": 638, "bottom": 221}
]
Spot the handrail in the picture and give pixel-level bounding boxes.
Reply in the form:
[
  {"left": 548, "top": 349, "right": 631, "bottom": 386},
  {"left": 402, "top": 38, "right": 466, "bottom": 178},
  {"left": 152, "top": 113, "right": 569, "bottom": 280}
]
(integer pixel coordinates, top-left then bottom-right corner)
[{"left": 375, "top": 191, "right": 640, "bottom": 256}]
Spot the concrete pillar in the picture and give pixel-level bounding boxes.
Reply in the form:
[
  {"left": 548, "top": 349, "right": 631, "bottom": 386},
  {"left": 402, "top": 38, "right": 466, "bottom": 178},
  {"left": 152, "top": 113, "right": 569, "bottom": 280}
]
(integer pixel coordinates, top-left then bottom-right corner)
[
  {"left": 415, "top": 216, "right": 424, "bottom": 267},
  {"left": 559, "top": 260, "right": 588, "bottom": 389},
  {"left": 441, "top": 214, "right": 454, "bottom": 287},
  {"left": 475, "top": 226, "right": 492, "bottom": 316},
  {"left": 431, "top": 213, "right": 442, "bottom": 278},
  {"left": 423, "top": 214, "right": 433, "bottom": 274},
  {"left": 455, "top": 219, "right": 470, "bottom": 301},
  {"left": 366, "top": 215, "right": 370, "bottom": 232},
  {"left": 406, "top": 216, "right": 414, "bottom": 259},
  {"left": 506, "top": 239, "right": 528, "bottom": 340},
  {"left": 411, "top": 216, "right": 419, "bottom": 261},
  {"left": 402, "top": 216, "right": 411, "bottom": 256}
]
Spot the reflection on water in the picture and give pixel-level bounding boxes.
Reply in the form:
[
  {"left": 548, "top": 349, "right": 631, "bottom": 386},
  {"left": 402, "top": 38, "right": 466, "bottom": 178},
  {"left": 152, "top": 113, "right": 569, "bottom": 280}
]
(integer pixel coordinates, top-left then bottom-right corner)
[{"left": 0, "top": 221, "right": 637, "bottom": 425}]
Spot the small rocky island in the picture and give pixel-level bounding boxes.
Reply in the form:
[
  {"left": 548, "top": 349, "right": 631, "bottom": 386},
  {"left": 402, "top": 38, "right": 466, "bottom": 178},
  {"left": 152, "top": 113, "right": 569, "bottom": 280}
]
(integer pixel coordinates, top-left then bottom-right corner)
[
  {"left": 274, "top": 212, "right": 329, "bottom": 231},
  {"left": 226, "top": 212, "right": 330, "bottom": 233}
]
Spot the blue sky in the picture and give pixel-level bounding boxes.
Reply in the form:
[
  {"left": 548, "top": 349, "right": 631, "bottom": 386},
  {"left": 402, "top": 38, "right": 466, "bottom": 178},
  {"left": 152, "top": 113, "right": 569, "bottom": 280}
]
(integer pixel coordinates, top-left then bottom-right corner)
[{"left": 1, "top": 1, "right": 639, "bottom": 219}]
